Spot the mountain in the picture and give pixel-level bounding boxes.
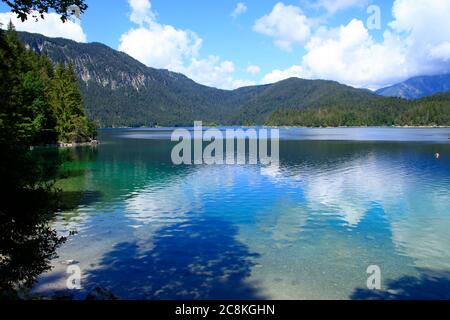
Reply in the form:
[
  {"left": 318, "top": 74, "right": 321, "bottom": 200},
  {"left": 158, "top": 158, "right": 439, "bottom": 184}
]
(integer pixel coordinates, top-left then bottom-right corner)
[
  {"left": 376, "top": 74, "right": 450, "bottom": 99},
  {"left": 19, "top": 32, "right": 233, "bottom": 127},
  {"left": 19, "top": 31, "right": 390, "bottom": 127}
]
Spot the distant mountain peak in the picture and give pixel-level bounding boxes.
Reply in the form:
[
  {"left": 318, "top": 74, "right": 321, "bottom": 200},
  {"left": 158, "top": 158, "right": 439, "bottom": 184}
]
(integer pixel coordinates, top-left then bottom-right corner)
[{"left": 376, "top": 74, "right": 450, "bottom": 99}]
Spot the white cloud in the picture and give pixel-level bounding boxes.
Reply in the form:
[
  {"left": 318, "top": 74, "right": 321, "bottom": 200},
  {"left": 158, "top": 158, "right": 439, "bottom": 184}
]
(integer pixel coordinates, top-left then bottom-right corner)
[
  {"left": 253, "top": 2, "right": 311, "bottom": 51},
  {"left": 119, "top": 25, "right": 202, "bottom": 71},
  {"left": 260, "top": 0, "right": 450, "bottom": 89},
  {"left": 0, "top": 11, "right": 87, "bottom": 42},
  {"left": 261, "top": 65, "right": 304, "bottom": 84},
  {"left": 231, "top": 79, "right": 256, "bottom": 89},
  {"left": 128, "top": 0, "right": 155, "bottom": 25},
  {"left": 300, "top": 19, "right": 409, "bottom": 88},
  {"left": 119, "top": 0, "right": 251, "bottom": 89},
  {"left": 231, "top": 2, "right": 248, "bottom": 19},
  {"left": 389, "top": 0, "right": 450, "bottom": 70},
  {"left": 180, "top": 56, "right": 255, "bottom": 89},
  {"left": 246, "top": 64, "right": 261, "bottom": 75},
  {"left": 119, "top": 0, "right": 201, "bottom": 71},
  {"left": 315, "top": 0, "right": 368, "bottom": 14},
  {"left": 429, "top": 42, "right": 450, "bottom": 62}
]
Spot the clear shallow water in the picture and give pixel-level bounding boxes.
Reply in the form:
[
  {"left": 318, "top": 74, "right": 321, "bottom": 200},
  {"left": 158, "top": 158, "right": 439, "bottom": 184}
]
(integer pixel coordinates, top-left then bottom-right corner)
[{"left": 33, "top": 128, "right": 450, "bottom": 300}]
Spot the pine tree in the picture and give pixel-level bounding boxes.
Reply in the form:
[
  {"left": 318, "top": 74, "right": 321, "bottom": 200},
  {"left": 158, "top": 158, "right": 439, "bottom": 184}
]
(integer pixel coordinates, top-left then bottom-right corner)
[{"left": 51, "top": 63, "right": 94, "bottom": 143}]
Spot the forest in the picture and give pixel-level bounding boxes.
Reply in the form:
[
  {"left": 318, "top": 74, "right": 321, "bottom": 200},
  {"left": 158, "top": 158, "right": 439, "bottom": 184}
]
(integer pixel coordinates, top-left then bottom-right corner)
[{"left": 267, "top": 93, "right": 450, "bottom": 127}]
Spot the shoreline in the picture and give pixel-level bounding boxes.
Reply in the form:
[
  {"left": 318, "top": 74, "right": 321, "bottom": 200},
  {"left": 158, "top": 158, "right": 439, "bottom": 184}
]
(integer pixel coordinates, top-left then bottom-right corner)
[
  {"left": 57, "top": 140, "right": 100, "bottom": 148},
  {"left": 31, "top": 139, "right": 100, "bottom": 150},
  {"left": 271, "top": 125, "right": 450, "bottom": 129},
  {"left": 97, "top": 125, "right": 450, "bottom": 130}
]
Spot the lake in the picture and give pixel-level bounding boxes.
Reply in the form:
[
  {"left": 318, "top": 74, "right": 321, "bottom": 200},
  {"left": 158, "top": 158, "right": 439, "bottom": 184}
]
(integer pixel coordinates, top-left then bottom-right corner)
[{"left": 33, "top": 127, "right": 450, "bottom": 299}]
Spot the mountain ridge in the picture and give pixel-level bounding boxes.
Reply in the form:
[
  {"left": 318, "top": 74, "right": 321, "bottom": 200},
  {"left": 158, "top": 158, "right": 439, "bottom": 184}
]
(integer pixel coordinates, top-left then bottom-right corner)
[
  {"left": 376, "top": 74, "right": 450, "bottom": 99},
  {"left": 18, "top": 31, "right": 402, "bottom": 127}
]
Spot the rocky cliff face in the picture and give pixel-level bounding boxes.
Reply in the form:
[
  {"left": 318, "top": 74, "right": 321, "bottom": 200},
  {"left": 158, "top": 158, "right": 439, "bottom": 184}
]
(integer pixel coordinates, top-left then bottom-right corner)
[{"left": 22, "top": 33, "right": 177, "bottom": 91}]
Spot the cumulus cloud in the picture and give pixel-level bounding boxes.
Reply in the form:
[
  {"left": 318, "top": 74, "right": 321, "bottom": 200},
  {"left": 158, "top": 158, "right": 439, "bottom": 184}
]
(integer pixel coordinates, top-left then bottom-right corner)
[
  {"left": 429, "top": 42, "right": 450, "bottom": 62},
  {"left": 119, "top": 0, "right": 250, "bottom": 89},
  {"left": 231, "top": 2, "right": 248, "bottom": 19},
  {"left": 181, "top": 56, "right": 255, "bottom": 89},
  {"left": 119, "top": 0, "right": 201, "bottom": 71},
  {"left": 0, "top": 11, "right": 87, "bottom": 42},
  {"left": 128, "top": 0, "right": 155, "bottom": 25},
  {"left": 253, "top": 2, "right": 311, "bottom": 51},
  {"left": 246, "top": 65, "right": 261, "bottom": 75},
  {"left": 119, "top": 24, "right": 202, "bottom": 71},
  {"left": 261, "top": 65, "right": 303, "bottom": 84},
  {"left": 260, "top": 0, "right": 450, "bottom": 89},
  {"left": 389, "top": 0, "right": 450, "bottom": 71},
  {"left": 300, "top": 19, "right": 409, "bottom": 88}
]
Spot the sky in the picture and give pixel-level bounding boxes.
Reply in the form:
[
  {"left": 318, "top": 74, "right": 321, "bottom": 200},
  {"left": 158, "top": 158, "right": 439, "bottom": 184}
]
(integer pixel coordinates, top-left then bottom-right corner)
[{"left": 1, "top": 0, "right": 450, "bottom": 90}]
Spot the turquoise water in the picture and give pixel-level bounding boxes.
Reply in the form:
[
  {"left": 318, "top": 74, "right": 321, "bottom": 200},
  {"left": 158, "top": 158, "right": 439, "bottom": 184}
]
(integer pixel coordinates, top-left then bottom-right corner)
[{"left": 33, "top": 128, "right": 450, "bottom": 299}]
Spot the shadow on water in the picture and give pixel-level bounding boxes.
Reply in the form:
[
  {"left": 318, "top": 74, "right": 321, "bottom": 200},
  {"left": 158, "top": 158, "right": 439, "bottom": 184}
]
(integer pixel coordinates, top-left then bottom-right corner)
[
  {"left": 0, "top": 148, "right": 67, "bottom": 298},
  {"left": 351, "top": 269, "right": 450, "bottom": 300},
  {"left": 57, "top": 169, "right": 89, "bottom": 180},
  {"left": 0, "top": 145, "right": 100, "bottom": 299},
  {"left": 84, "top": 217, "right": 265, "bottom": 300},
  {"left": 58, "top": 190, "right": 103, "bottom": 211}
]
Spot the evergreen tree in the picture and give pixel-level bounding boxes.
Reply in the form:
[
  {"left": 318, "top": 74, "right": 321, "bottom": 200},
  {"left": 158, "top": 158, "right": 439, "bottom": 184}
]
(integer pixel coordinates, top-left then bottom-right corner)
[
  {"left": 51, "top": 63, "right": 95, "bottom": 143},
  {"left": 2, "top": 21, "right": 57, "bottom": 145}
]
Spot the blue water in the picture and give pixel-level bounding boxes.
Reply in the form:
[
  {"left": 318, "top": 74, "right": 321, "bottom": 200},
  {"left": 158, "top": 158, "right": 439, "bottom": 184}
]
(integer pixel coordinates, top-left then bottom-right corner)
[{"left": 33, "top": 128, "right": 450, "bottom": 299}]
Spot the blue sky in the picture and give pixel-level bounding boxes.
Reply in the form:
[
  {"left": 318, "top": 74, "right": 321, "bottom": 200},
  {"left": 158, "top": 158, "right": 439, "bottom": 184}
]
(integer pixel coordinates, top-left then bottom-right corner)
[{"left": 1, "top": 0, "right": 450, "bottom": 90}]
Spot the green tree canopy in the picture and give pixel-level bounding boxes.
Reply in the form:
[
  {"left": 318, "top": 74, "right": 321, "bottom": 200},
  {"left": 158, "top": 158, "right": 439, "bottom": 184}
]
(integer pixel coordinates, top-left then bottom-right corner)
[{"left": 1, "top": 0, "right": 87, "bottom": 22}]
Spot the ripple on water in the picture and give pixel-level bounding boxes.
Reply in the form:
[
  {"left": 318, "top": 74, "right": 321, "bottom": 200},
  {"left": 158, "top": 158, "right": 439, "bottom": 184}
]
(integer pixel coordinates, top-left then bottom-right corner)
[{"left": 33, "top": 129, "right": 450, "bottom": 299}]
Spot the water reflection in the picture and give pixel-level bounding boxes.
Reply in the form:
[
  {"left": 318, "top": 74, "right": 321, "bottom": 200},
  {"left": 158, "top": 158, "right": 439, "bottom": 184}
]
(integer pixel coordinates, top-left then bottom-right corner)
[{"left": 31, "top": 128, "right": 450, "bottom": 299}]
